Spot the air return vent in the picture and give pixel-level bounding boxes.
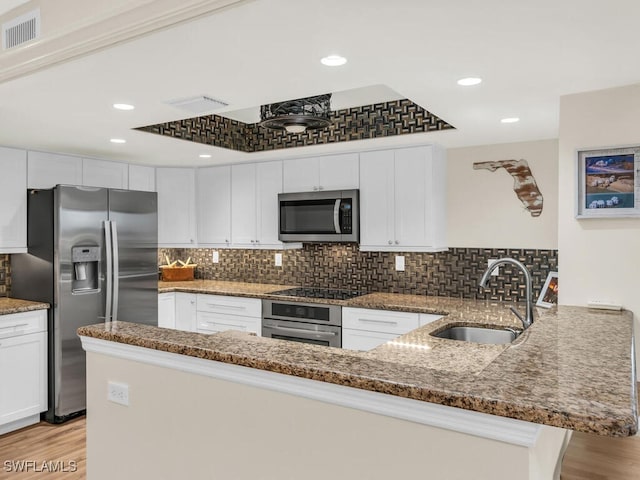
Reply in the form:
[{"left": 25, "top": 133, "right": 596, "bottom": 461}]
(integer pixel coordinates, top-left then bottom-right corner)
[
  {"left": 2, "top": 9, "right": 40, "bottom": 50},
  {"left": 164, "top": 95, "right": 228, "bottom": 114}
]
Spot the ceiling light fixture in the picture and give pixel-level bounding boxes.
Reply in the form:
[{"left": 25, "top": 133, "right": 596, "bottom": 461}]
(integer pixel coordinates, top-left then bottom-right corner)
[
  {"left": 500, "top": 117, "right": 520, "bottom": 124},
  {"left": 110, "top": 138, "right": 126, "bottom": 144},
  {"left": 199, "top": 154, "right": 212, "bottom": 158},
  {"left": 113, "top": 103, "right": 135, "bottom": 110},
  {"left": 259, "top": 94, "right": 332, "bottom": 135},
  {"left": 320, "top": 55, "right": 347, "bottom": 67},
  {"left": 457, "top": 77, "right": 482, "bottom": 86}
]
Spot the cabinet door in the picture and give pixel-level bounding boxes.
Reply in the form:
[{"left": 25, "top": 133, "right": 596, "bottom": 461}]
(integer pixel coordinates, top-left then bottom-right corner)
[
  {"left": 255, "top": 161, "right": 283, "bottom": 247},
  {"left": 359, "top": 150, "right": 395, "bottom": 248},
  {"left": 158, "top": 293, "right": 176, "bottom": 329},
  {"left": 0, "top": 147, "right": 27, "bottom": 253},
  {"left": 283, "top": 157, "right": 319, "bottom": 193},
  {"left": 156, "top": 168, "right": 196, "bottom": 246},
  {"left": 128, "top": 165, "right": 156, "bottom": 192},
  {"left": 231, "top": 163, "right": 257, "bottom": 247},
  {"left": 83, "top": 158, "right": 129, "bottom": 188},
  {"left": 197, "top": 166, "right": 231, "bottom": 246},
  {"left": 175, "top": 293, "right": 197, "bottom": 332},
  {"left": 394, "top": 147, "right": 431, "bottom": 247},
  {"left": 0, "top": 331, "right": 47, "bottom": 425},
  {"left": 317, "top": 153, "right": 359, "bottom": 191},
  {"left": 27, "top": 151, "right": 82, "bottom": 188}
]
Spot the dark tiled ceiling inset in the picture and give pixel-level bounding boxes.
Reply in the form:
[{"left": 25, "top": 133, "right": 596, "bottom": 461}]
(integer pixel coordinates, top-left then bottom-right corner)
[{"left": 135, "top": 99, "right": 455, "bottom": 153}]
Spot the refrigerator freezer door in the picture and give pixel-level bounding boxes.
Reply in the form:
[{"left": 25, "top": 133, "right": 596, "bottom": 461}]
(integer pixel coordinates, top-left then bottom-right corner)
[
  {"left": 56, "top": 186, "right": 108, "bottom": 418},
  {"left": 108, "top": 189, "right": 158, "bottom": 326}
]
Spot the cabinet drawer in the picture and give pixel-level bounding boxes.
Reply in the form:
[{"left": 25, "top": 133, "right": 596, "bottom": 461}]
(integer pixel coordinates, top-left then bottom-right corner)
[
  {"left": 420, "top": 313, "right": 443, "bottom": 326},
  {"left": 342, "top": 328, "right": 398, "bottom": 351},
  {"left": 196, "top": 311, "right": 259, "bottom": 335},
  {"left": 0, "top": 310, "right": 47, "bottom": 339},
  {"left": 342, "top": 307, "right": 419, "bottom": 335},
  {"left": 196, "top": 294, "right": 261, "bottom": 318}
]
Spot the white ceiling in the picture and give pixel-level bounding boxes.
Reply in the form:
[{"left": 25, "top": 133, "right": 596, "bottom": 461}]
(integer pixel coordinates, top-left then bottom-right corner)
[{"left": 0, "top": 0, "right": 639, "bottom": 166}]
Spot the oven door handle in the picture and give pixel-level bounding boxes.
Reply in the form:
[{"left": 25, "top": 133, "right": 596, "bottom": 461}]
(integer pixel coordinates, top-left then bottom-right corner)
[
  {"left": 333, "top": 199, "right": 341, "bottom": 234},
  {"left": 264, "top": 324, "right": 338, "bottom": 337}
]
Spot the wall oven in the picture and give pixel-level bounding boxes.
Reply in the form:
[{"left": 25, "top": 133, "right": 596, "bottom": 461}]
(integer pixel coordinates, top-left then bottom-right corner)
[
  {"left": 278, "top": 189, "right": 359, "bottom": 243},
  {"left": 262, "top": 299, "right": 342, "bottom": 348}
]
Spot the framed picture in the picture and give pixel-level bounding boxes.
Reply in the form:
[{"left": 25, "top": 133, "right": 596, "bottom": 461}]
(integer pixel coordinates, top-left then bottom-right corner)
[
  {"left": 536, "top": 271, "right": 558, "bottom": 308},
  {"left": 576, "top": 145, "right": 640, "bottom": 218}
]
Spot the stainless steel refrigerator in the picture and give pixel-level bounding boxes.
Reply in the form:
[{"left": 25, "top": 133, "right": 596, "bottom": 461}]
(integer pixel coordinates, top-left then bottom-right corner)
[{"left": 12, "top": 185, "right": 158, "bottom": 423}]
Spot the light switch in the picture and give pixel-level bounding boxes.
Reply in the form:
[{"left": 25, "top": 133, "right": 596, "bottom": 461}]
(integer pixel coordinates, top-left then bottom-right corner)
[
  {"left": 395, "top": 255, "right": 405, "bottom": 272},
  {"left": 212, "top": 251, "right": 219, "bottom": 263},
  {"left": 275, "top": 253, "right": 282, "bottom": 267}
]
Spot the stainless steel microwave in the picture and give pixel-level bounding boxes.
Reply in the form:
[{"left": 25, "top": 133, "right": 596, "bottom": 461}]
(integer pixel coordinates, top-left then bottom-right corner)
[{"left": 278, "top": 189, "right": 359, "bottom": 243}]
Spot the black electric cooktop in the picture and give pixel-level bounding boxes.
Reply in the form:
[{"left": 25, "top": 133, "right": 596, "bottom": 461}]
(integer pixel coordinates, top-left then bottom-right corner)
[{"left": 269, "top": 287, "right": 364, "bottom": 301}]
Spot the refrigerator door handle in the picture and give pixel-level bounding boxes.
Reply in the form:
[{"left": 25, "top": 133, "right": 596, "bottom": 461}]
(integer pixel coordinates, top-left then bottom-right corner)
[
  {"left": 104, "top": 220, "right": 113, "bottom": 324},
  {"left": 111, "top": 221, "right": 120, "bottom": 321}
]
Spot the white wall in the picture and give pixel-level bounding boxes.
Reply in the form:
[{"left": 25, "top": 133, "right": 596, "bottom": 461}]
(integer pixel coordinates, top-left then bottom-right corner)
[
  {"left": 447, "top": 139, "right": 559, "bottom": 249},
  {"left": 558, "top": 83, "right": 640, "bottom": 369}
]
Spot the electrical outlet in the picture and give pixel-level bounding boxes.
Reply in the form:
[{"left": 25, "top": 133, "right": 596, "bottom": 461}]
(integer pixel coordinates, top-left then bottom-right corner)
[
  {"left": 107, "top": 381, "right": 129, "bottom": 406},
  {"left": 274, "top": 253, "right": 282, "bottom": 267},
  {"left": 395, "top": 255, "right": 405, "bottom": 271},
  {"left": 488, "top": 259, "right": 500, "bottom": 276},
  {"left": 212, "top": 251, "right": 219, "bottom": 263}
]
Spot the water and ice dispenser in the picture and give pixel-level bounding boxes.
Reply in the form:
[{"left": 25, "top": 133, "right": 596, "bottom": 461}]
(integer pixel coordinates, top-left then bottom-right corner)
[{"left": 72, "top": 245, "right": 100, "bottom": 293}]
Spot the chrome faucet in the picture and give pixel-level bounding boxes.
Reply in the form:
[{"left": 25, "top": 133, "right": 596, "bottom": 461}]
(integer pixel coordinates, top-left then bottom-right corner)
[{"left": 479, "top": 258, "right": 534, "bottom": 330}]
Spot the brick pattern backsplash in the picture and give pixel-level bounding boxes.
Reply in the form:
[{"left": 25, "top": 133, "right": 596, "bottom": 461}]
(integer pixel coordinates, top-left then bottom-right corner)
[
  {"left": 160, "top": 245, "right": 558, "bottom": 302},
  {"left": 0, "top": 254, "right": 10, "bottom": 297},
  {"left": 137, "top": 99, "right": 455, "bottom": 153}
]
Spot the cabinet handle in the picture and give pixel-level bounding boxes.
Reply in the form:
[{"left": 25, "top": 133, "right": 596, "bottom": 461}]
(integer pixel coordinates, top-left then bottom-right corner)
[
  {"left": 225, "top": 239, "right": 229, "bottom": 243},
  {"left": 250, "top": 240, "right": 255, "bottom": 243},
  {"left": 204, "top": 321, "right": 247, "bottom": 329},
  {"left": 205, "top": 303, "right": 244, "bottom": 310},
  {"left": 318, "top": 186, "right": 324, "bottom": 190},
  {"left": 395, "top": 240, "right": 399, "bottom": 245},
  {"left": 313, "top": 186, "right": 318, "bottom": 191},
  {"left": 358, "top": 318, "right": 398, "bottom": 326},
  {"left": 388, "top": 240, "right": 393, "bottom": 245},
  {"left": 190, "top": 301, "right": 196, "bottom": 305},
  {"left": 0, "top": 323, "right": 29, "bottom": 330}
]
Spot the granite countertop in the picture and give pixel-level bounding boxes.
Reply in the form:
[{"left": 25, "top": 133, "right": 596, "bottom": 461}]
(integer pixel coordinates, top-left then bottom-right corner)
[
  {"left": 80, "top": 280, "right": 637, "bottom": 437},
  {"left": 0, "top": 297, "right": 49, "bottom": 315}
]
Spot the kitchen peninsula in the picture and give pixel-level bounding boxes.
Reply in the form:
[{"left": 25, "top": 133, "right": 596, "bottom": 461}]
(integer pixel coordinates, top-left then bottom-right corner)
[{"left": 79, "top": 281, "right": 637, "bottom": 480}]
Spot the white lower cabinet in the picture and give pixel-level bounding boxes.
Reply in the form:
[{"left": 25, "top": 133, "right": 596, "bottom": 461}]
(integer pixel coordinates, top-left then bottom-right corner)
[
  {"left": 158, "top": 293, "right": 176, "bottom": 329},
  {"left": 196, "top": 294, "right": 261, "bottom": 335},
  {"left": 0, "top": 310, "right": 47, "bottom": 434},
  {"left": 175, "top": 293, "right": 197, "bottom": 332},
  {"left": 342, "top": 307, "right": 442, "bottom": 351}
]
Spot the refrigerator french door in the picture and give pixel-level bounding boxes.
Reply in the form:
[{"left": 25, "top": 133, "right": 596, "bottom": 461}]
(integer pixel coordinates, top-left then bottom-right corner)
[{"left": 12, "top": 185, "right": 158, "bottom": 423}]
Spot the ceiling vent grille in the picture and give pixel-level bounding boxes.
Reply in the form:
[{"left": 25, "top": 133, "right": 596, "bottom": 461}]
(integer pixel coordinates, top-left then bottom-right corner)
[
  {"left": 2, "top": 9, "right": 40, "bottom": 50},
  {"left": 165, "top": 95, "right": 228, "bottom": 114}
]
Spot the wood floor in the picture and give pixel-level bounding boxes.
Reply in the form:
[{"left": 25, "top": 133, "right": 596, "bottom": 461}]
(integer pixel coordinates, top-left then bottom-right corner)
[
  {"left": 0, "top": 413, "right": 638, "bottom": 479},
  {"left": 0, "top": 417, "right": 85, "bottom": 479}
]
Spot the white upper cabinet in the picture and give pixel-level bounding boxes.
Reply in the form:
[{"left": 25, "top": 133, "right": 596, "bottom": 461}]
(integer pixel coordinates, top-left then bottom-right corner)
[
  {"left": 82, "top": 158, "right": 129, "bottom": 189},
  {"left": 0, "top": 147, "right": 27, "bottom": 253},
  {"left": 27, "top": 151, "right": 82, "bottom": 188},
  {"left": 283, "top": 153, "right": 359, "bottom": 192},
  {"left": 128, "top": 165, "right": 156, "bottom": 192},
  {"left": 197, "top": 165, "right": 231, "bottom": 247},
  {"left": 156, "top": 167, "right": 197, "bottom": 246},
  {"left": 231, "top": 161, "right": 285, "bottom": 249},
  {"left": 360, "top": 145, "right": 447, "bottom": 252}
]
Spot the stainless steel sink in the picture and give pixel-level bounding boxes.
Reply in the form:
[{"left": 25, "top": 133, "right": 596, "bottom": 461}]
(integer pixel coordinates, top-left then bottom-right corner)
[{"left": 431, "top": 326, "right": 520, "bottom": 345}]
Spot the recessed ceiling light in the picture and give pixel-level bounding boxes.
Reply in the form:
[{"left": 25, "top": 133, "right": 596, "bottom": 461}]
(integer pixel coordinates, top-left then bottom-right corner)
[
  {"left": 199, "top": 154, "right": 212, "bottom": 158},
  {"left": 457, "top": 77, "right": 482, "bottom": 86},
  {"left": 320, "top": 55, "right": 347, "bottom": 67},
  {"left": 113, "top": 103, "right": 135, "bottom": 111},
  {"left": 110, "top": 138, "right": 126, "bottom": 144},
  {"left": 500, "top": 117, "right": 520, "bottom": 124}
]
